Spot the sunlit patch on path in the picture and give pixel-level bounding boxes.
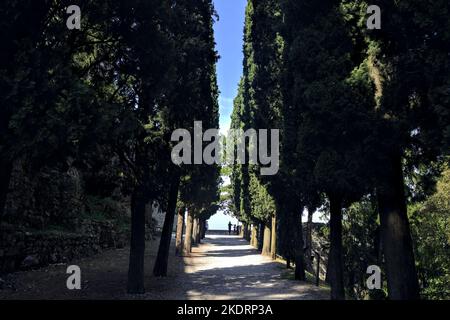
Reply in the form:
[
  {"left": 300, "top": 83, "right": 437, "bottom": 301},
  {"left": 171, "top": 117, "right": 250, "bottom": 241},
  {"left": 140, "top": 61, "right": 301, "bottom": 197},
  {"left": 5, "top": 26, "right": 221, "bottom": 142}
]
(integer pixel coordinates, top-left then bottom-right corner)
[
  {"left": 181, "top": 234, "right": 328, "bottom": 300},
  {"left": 0, "top": 234, "right": 328, "bottom": 300}
]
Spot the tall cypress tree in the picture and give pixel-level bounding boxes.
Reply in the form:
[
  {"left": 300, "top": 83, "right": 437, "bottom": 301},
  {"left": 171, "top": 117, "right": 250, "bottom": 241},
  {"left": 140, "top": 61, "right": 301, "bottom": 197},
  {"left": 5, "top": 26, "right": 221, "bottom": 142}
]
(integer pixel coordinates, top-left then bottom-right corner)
[
  {"left": 281, "top": 0, "right": 375, "bottom": 298},
  {"left": 362, "top": 0, "right": 450, "bottom": 299},
  {"left": 153, "top": 0, "right": 220, "bottom": 275}
]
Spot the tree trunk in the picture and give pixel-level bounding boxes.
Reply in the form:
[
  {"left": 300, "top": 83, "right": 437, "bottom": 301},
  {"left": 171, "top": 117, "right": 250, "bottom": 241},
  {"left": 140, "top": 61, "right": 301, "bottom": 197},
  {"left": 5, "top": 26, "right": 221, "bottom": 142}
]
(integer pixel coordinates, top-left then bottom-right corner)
[
  {"left": 374, "top": 225, "right": 383, "bottom": 266},
  {"left": 127, "top": 186, "right": 147, "bottom": 293},
  {"left": 377, "top": 154, "right": 419, "bottom": 300},
  {"left": 257, "top": 222, "right": 264, "bottom": 252},
  {"left": 315, "top": 252, "right": 321, "bottom": 287},
  {"left": 192, "top": 218, "right": 198, "bottom": 246},
  {"left": 251, "top": 224, "right": 257, "bottom": 247},
  {"left": 184, "top": 210, "right": 194, "bottom": 255},
  {"left": 201, "top": 219, "right": 207, "bottom": 239},
  {"left": 196, "top": 219, "right": 201, "bottom": 243},
  {"left": 243, "top": 223, "right": 250, "bottom": 240},
  {"left": 277, "top": 204, "right": 292, "bottom": 269},
  {"left": 293, "top": 212, "right": 306, "bottom": 281},
  {"left": 328, "top": 194, "right": 345, "bottom": 300},
  {"left": 305, "top": 207, "right": 314, "bottom": 272},
  {"left": 261, "top": 222, "right": 271, "bottom": 256},
  {"left": 0, "top": 159, "right": 13, "bottom": 228},
  {"left": 144, "top": 202, "right": 153, "bottom": 238},
  {"left": 198, "top": 220, "right": 205, "bottom": 243},
  {"left": 127, "top": 89, "right": 152, "bottom": 292},
  {"left": 195, "top": 218, "right": 201, "bottom": 244},
  {"left": 153, "top": 174, "right": 180, "bottom": 277},
  {"left": 286, "top": 257, "right": 291, "bottom": 269},
  {"left": 270, "top": 213, "right": 277, "bottom": 260},
  {"left": 325, "top": 258, "right": 331, "bottom": 284},
  {"left": 175, "top": 207, "right": 185, "bottom": 256},
  {"left": 294, "top": 249, "right": 306, "bottom": 280}
]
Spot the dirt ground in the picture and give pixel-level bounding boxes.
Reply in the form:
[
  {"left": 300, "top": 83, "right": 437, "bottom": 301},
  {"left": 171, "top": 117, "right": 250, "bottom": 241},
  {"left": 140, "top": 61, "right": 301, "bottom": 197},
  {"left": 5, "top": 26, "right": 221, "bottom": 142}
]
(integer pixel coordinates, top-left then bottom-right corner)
[{"left": 0, "top": 233, "right": 329, "bottom": 300}]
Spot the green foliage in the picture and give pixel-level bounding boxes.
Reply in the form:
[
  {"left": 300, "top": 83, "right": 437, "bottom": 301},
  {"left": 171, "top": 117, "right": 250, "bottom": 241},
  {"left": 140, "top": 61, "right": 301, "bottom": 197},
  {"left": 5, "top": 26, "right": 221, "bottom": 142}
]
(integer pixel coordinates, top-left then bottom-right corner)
[
  {"left": 228, "top": 0, "right": 450, "bottom": 299},
  {"left": 362, "top": 0, "right": 450, "bottom": 179},
  {"left": 175, "top": 0, "right": 221, "bottom": 220},
  {"left": 409, "top": 167, "right": 450, "bottom": 299},
  {"left": 1, "top": 0, "right": 449, "bottom": 300},
  {"left": 341, "top": 199, "right": 386, "bottom": 300},
  {"left": 281, "top": 0, "right": 376, "bottom": 204},
  {"left": 230, "top": 0, "right": 285, "bottom": 228},
  {"left": 249, "top": 173, "right": 275, "bottom": 223},
  {"left": 1, "top": 0, "right": 220, "bottom": 240}
]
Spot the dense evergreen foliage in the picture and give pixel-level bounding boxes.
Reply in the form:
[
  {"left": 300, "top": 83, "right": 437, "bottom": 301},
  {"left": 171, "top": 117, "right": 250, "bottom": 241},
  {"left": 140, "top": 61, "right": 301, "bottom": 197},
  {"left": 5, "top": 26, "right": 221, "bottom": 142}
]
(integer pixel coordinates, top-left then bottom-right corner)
[
  {"left": 0, "top": 0, "right": 219, "bottom": 294},
  {"left": 1, "top": 0, "right": 448, "bottom": 300},
  {"left": 229, "top": 0, "right": 449, "bottom": 300}
]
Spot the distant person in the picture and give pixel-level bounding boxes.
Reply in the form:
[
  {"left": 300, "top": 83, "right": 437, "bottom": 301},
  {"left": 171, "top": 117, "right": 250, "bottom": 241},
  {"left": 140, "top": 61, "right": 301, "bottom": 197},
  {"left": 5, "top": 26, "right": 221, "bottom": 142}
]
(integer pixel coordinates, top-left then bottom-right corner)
[
  {"left": 228, "top": 221, "right": 232, "bottom": 235},
  {"left": 233, "top": 224, "right": 237, "bottom": 234}
]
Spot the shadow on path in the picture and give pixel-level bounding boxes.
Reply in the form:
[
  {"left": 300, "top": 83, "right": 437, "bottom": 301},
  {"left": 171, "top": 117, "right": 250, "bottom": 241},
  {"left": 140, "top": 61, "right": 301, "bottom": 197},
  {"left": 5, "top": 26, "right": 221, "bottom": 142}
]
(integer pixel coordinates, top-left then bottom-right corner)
[
  {"left": 173, "top": 234, "right": 329, "bottom": 300},
  {"left": 0, "top": 233, "right": 328, "bottom": 300}
]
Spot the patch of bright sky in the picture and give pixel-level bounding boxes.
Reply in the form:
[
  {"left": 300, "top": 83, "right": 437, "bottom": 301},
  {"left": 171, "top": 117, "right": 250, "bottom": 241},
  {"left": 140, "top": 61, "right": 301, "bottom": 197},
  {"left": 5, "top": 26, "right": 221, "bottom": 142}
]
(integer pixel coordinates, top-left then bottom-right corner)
[
  {"left": 208, "top": 0, "right": 247, "bottom": 229},
  {"left": 208, "top": 0, "right": 327, "bottom": 229},
  {"left": 213, "top": 0, "right": 247, "bottom": 136}
]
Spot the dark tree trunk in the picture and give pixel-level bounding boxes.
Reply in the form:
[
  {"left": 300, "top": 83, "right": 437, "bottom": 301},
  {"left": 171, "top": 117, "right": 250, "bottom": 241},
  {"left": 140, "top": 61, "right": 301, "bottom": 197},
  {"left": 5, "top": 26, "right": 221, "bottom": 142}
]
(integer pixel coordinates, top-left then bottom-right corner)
[
  {"left": 0, "top": 159, "right": 13, "bottom": 228},
  {"left": 201, "top": 219, "right": 207, "bottom": 239},
  {"left": 184, "top": 210, "right": 194, "bottom": 255},
  {"left": 127, "top": 88, "right": 153, "bottom": 292},
  {"left": 270, "top": 213, "right": 277, "bottom": 260},
  {"left": 374, "top": 225, "right": 383, "bottom": 266},
  {"left": 196, "top": 219, "right": 201, "bottom": 243},
  {"left": 293, "top": 248, "right": 306, "bottom": 280},
  {"left": 175, "top": 207, "right": 185, "bottom": 256},
  {"left": 305, "top": 207, "right": 314, "bottom": 272},
  {"left": 251, "top": 224, "right": 257, "bottom": 247},
  {"left": 377, "top": 154, "right": 419, "bottom": 300},
  {"left": 195, "top": 218, "right": 201, "bottom": 244},
  {"left": 293, "top": 212, "right": 306, "bottom": 281},
  {"left": 153, "top": 174, "right": 180, "bottom": 277},
  {"left": 192, "top": 218, "right": 199, "bottom": 246},
  {"left": 257, "top": 222, "right": 264, "bottom": 252},
  {"left": 127, "top": 186, "right": 147, "bottom": 294},
  {"left": 144, "top": 202, "right": 153, "bottom": 235},
  {"left": 328, "top": 194, "right": 345, "bottom": 300},
  {"left": 325, "top": 258, "right": 331, "bottom": 284},
  {"left": 262, "top": 222, "right": 271, "bottom": 256},
  {"left": 286, "top": 257, "right": 291, "bottom": 269},
  {"left": 277, "top": 203, "right": 292, "bottom": 269},
  {"left": 198, "top": 220, "right": 205, "bottom": 243},
  {"left": 244, "top": 223, "right": 250, "bottom": 240},
  {"left": 315, "top": 253, "right": 321, "bottom": 287}
]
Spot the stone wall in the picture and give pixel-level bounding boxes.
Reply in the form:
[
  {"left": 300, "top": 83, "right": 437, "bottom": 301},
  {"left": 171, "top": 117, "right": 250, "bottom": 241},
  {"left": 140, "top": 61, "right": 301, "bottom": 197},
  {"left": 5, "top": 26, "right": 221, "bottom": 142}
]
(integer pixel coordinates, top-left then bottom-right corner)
[
  {"left": 0, "top": 160, "right": 146, "bottom": 275},
  {"left": 0, "top": 219, "right": 130, "bottom": 274}
]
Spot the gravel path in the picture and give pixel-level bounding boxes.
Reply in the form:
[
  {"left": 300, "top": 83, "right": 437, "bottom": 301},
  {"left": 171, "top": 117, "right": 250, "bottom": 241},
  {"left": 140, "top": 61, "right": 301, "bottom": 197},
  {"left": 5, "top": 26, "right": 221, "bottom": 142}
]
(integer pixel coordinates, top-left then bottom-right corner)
[
  {"left": 169, "top": 234, "right": 329, "bottom": 300},
  {"left": 0, "top": 233, "right": 328, "bottom": 300}
]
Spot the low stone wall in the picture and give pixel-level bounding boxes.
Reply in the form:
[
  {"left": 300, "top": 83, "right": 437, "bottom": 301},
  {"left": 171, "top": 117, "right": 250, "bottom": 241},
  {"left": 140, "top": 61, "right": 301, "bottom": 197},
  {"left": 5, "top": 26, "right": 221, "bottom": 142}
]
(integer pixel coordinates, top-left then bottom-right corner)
[{"left": 0, "top": 220, "right": 130, "bottom": 274}]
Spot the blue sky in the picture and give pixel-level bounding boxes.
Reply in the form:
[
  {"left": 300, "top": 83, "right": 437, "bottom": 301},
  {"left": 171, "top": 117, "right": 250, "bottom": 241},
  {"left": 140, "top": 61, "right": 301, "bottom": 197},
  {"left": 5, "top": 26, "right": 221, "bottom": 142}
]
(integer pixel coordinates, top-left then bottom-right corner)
[
  {"left": 213, "top": 0, "right": 247, "bottom": 135},
  {"left": 208, "top": 0, "right": 246, "bottom": 229},
  {"left": 207, "top": 1, "right": 327, "bottom": 229}
]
